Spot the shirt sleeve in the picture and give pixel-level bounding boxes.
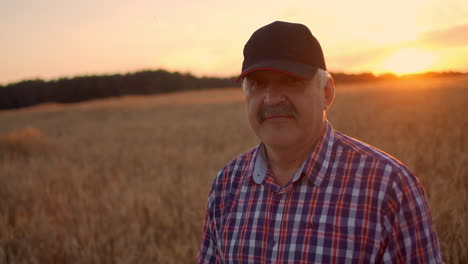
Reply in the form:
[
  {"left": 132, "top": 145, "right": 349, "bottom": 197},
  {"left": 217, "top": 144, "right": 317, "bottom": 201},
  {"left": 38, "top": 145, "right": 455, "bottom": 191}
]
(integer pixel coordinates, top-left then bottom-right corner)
[
  {"left": 196, "top": 188, "right": 219, "bottom": 264},
  {"left": 380, "top": 168, "right": 444, "bottom": 263}
]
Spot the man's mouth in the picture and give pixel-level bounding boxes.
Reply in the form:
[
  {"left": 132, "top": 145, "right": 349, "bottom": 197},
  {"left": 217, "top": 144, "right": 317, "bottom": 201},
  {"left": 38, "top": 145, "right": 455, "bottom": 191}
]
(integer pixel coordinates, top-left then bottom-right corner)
[{"left": 257, "top": 104, "right": 297, "bottom": 123}]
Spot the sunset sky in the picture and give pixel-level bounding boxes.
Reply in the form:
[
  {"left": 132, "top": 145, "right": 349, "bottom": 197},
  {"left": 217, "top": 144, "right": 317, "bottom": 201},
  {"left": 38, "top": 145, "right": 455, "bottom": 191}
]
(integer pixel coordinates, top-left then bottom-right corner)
[{"left": 2, "top": 0, "right": 468, "bottom": 84}]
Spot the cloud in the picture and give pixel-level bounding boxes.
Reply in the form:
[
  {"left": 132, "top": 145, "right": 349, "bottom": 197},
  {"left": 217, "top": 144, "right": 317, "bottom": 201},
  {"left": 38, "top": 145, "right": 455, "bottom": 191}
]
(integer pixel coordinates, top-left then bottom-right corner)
[{"left": 420, "top": 24, "right": 468, "bottom": 47}]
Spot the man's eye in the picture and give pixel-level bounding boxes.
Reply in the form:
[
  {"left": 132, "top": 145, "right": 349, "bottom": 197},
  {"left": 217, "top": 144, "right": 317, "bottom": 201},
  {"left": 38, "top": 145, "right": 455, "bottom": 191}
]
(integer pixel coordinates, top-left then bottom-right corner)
[
  {"left": 250, "top": 79, "right": 265, "bottom": 88},
  {"left": 284, "top": 76, "right": 302, "bottom": 84}
]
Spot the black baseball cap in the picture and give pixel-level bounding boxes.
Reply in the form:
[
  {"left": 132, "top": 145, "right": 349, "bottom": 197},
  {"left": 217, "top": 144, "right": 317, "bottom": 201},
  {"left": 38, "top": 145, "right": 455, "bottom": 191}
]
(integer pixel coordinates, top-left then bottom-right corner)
[{"left": 236, "top": 21, "right": 327, "bottom": 82}]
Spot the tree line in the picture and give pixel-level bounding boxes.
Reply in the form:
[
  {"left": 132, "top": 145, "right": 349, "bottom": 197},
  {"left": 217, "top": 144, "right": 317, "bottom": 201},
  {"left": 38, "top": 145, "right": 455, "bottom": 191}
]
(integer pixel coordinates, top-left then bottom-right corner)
[
  {"left": 0, "top": 70, "right": 236, "bottom": 110},
  {"left": 0, "top": 69, "right": 465, "bottom": 110}
]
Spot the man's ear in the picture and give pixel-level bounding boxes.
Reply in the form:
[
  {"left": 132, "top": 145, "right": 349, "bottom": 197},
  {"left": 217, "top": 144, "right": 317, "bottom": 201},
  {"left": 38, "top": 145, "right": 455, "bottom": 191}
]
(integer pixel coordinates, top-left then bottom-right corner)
[{"left": 323, "top": 77, "right": 335, "bottom": 111}]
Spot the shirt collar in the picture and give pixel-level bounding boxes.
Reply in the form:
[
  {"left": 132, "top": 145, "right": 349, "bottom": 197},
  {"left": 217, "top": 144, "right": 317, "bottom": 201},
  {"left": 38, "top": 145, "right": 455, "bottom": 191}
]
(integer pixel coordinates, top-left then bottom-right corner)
[
  {"left": 252, "top": 143, "right": 268, "bottom": 184},
  {"left": 251, "top": 120, "right": 336, "bottom": 187}
]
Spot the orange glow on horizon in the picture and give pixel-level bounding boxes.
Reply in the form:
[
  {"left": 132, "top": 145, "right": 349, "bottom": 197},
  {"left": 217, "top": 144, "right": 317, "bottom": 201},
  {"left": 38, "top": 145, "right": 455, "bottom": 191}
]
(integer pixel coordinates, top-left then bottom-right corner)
[{"left": 376, "top": 48, "right": 437, "bottom": 75}]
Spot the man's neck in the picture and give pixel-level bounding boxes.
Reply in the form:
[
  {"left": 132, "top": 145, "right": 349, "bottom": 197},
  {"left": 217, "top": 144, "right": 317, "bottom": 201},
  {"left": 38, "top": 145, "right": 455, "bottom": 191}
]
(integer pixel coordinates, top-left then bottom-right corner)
[{"left": 264, "top": 122, "right": 325, "bottom": 188}]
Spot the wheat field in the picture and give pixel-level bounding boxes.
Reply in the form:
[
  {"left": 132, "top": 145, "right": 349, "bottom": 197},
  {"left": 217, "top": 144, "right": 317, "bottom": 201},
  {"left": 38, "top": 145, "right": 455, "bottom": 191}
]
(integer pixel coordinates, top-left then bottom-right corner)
[{"left": 0, "top": 76, "right": 467, "bottom": 263}]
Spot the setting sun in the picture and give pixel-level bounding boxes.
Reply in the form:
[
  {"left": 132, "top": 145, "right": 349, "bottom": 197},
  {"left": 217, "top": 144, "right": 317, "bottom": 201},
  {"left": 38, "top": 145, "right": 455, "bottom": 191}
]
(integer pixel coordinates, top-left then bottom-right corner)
[{"left": 379, "top": 48, "right": 437, "bottom": 75}]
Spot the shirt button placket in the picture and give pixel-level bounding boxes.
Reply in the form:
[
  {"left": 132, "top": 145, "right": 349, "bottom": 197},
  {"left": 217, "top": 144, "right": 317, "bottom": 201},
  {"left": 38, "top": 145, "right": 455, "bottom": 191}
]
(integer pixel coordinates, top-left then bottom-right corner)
[
  {"left": 265, "top": 192, "right": 276, "bottom": 260},
  {"left": 268, "top": 191, "right": 284, "bottom": 261}
]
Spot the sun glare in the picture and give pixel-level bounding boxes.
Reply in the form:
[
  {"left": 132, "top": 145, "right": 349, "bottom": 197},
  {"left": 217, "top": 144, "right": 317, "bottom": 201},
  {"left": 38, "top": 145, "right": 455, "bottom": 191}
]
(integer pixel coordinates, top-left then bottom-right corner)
[{"left": 379, "top": 48, "right": 437, "bottom": 75}]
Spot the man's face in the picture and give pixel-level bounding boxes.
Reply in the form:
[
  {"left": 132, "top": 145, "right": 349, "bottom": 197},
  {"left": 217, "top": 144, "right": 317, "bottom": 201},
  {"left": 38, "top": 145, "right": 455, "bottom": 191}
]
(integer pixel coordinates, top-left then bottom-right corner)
[{"left": 244, "top": 70, "right": 331, "bottom": 149}]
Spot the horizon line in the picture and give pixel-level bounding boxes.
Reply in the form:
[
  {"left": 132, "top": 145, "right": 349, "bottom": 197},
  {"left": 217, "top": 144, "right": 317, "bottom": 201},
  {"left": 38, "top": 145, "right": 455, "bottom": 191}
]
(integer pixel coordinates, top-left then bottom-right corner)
[{"left": 2, "top": 69, "right": 468, "bottom": 87}]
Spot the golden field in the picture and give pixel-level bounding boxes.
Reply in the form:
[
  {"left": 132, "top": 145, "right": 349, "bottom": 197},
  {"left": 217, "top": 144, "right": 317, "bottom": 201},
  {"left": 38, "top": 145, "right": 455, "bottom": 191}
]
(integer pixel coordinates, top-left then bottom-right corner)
[{"left": 0, "top": 76, "right": 467, "bottom": 263}]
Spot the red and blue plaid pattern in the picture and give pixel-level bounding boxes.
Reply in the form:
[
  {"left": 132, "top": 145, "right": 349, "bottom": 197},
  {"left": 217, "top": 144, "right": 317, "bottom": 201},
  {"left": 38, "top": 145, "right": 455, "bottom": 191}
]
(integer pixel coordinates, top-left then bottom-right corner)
[{"left": 197, "top": 121, "right": 443, "bottom": 263}]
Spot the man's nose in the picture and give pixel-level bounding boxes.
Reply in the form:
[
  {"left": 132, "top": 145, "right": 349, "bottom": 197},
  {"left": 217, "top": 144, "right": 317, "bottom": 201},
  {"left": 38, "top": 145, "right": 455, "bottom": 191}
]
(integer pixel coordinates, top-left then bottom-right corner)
[{"left": 263, "top": 84, "right": 286, "bottom": 105}]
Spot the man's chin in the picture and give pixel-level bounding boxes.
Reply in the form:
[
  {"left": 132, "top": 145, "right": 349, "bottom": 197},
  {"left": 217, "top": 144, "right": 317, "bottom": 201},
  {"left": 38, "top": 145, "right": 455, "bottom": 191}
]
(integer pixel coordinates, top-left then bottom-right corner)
[{"left": 259, "top": 132, "right": 298, "bottom": 149}]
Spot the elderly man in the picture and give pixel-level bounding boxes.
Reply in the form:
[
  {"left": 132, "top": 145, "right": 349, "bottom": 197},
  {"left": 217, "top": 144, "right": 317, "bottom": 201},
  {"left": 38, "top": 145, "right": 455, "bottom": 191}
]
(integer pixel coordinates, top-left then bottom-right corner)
[{"left": 197, "top": 21, "right": 443, "bottom": 263}]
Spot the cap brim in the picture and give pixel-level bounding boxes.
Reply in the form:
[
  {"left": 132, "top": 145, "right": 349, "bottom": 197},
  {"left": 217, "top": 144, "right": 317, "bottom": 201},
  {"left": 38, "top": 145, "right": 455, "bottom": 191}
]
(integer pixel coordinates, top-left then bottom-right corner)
[{"left": 235, "top": 60, "right": 319, "bottom": 83}]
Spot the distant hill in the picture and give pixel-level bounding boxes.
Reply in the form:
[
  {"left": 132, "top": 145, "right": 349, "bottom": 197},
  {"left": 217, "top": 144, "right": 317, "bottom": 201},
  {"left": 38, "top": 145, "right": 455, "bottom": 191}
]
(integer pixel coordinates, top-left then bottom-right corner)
[{"left": 0, "top": 69, "right": 466, "bottom": 111}]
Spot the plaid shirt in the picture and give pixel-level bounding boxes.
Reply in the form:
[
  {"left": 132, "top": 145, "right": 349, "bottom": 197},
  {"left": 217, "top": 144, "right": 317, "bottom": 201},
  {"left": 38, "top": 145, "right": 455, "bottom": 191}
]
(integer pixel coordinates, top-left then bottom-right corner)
[{"left": 197, "top": 121, "right": 443, "bottom": 263}]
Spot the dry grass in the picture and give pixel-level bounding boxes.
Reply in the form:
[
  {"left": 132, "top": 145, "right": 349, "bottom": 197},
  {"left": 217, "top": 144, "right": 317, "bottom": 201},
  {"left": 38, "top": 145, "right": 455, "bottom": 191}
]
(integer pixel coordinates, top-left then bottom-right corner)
[
  {"left": 0, "top": 127, "right": 51, "bottom": 160},
  {"left": 0, "top": 76, "right": 467, "bottom": 263}
]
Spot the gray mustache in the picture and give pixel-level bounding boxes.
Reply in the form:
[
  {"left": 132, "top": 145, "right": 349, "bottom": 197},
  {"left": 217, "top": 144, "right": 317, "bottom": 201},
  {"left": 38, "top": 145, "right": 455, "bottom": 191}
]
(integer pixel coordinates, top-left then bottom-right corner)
[{"left": 257, "top": 104, "right": 297, "bottom": 123}]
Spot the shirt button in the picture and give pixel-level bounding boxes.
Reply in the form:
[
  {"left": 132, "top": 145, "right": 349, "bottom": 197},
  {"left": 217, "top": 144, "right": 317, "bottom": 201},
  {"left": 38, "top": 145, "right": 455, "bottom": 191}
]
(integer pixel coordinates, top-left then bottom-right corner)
[
  {"left": 274, "top": 194, "right": 282, "bottom": 200},
  {"left": 269, "top": 239, "right": 276, "bottom": 247}
]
